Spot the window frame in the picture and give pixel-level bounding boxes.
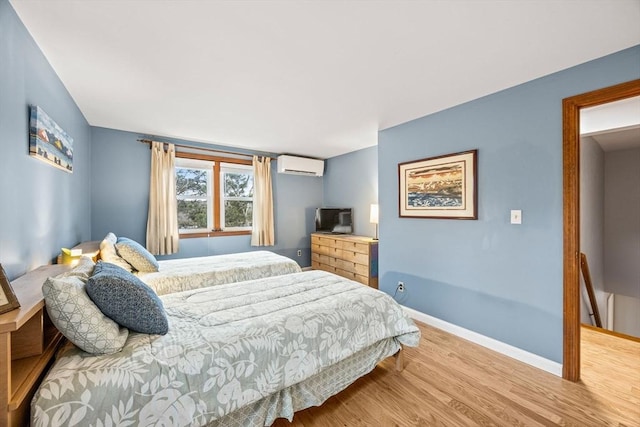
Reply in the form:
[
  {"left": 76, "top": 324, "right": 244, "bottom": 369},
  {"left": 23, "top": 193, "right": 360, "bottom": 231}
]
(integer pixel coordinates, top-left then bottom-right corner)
[{"left": 175, "top": 152, "right": 253, "bottom": 239}]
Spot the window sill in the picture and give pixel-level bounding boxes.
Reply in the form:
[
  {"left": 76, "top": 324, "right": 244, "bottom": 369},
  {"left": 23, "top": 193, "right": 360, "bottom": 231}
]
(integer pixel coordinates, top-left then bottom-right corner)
[{"left": 179, "top": 230, "right": 252, "bottom": 239}]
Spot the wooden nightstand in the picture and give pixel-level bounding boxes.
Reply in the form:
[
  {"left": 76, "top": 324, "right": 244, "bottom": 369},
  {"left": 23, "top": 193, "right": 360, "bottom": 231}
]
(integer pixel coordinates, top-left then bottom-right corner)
[
  {"left": 0, "top": 264, "right": 69, "bottom": 426},
  {"left": 311, "top": 233, "right": 379, "bottom": 288}
]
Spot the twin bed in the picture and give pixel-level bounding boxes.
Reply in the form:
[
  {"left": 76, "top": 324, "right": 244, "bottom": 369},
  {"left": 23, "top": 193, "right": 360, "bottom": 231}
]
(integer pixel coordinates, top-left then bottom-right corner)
[
  {"left": 97, "top": 232, "right": 303, "bottom": 295},
  {"left": 31, "top": 235, "right": 420, "bottom": 426},
  {"left": 137, "top": 250, "right": 303, "bottom": 295}
]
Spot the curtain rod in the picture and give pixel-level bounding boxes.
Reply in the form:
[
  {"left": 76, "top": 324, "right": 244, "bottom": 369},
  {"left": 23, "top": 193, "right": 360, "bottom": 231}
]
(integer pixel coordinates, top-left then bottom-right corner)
[{"left": 137, "top": 138, "right": 257, "bottom": 159}]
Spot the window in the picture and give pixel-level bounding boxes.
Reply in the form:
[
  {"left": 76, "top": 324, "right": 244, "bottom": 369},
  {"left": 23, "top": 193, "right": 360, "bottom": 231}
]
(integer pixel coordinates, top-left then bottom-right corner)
[
  {"left": 175, "top": 154, "right": 253, "bottom": 237},
  {"left": 176, "top": 158, "right": 213, "bottom": 231},
  {"left": 221, "top": 164, "right": 253, "bottom": 230}
]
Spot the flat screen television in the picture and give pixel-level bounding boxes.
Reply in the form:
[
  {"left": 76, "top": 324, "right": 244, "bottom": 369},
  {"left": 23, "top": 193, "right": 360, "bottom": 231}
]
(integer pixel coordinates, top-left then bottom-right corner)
[{"left": 315, "top": 208, "right": 353, "bottom": 234}]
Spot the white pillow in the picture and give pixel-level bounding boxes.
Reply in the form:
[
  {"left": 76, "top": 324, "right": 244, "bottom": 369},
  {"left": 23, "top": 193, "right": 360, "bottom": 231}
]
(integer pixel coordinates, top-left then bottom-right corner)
[
  {"left": 99, "top": 232, "right": 134, "bottom": 272},
  {"left": 43, "top": 273, "right": 128, "bottom": 355},
  {"left": 59, "top": 256, "right": 95, "bottom": 279}
]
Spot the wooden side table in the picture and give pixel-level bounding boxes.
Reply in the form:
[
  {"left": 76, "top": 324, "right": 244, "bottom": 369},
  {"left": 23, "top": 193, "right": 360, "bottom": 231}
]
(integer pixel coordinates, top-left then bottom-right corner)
[{"left": 0, "top": 264, "right": 69, "bottom": 426}]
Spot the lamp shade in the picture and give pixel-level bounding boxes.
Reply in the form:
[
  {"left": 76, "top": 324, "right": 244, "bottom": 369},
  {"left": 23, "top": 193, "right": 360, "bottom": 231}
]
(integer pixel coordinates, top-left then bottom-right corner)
[{"left": 370, "top": 204, "right": 379, "bottom": 224}]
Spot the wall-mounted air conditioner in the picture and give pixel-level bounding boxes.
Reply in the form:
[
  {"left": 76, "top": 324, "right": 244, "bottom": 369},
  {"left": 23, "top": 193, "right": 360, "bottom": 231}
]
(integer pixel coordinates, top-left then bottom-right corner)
[{"left": 277, "top": 155, "right": 324, "bottom": 177}]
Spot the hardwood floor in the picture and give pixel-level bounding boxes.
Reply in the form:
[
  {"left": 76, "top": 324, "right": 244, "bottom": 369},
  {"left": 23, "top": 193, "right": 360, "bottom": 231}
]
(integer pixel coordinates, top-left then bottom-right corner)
[{"left": 273, "top": 322, "right": 640, "bottom": 426}]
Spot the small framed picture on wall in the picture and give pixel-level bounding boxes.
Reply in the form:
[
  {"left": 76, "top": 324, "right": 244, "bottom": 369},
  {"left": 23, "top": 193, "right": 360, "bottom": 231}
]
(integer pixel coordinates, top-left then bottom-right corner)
[{"left": 0, "top": 264, "right": 21, "bottom": 315}]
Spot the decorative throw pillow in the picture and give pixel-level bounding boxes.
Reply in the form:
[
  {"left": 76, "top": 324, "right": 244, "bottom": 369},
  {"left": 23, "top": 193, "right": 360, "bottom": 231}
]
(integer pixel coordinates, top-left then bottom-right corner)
[
  {"left": 115, "top": 237, "right": 159, "bottom": 272},
  {"left": 59, "top": 256, "right": 95, "bottom": 279},
  {"left": 43, "top": 274, "right": 129, "bottom": 354},
  {"left": 99, "top": 232, "right": 134, "bottom": 272},
  {"left": 86, "top": 262, "right": 168, "bottom": 335}
]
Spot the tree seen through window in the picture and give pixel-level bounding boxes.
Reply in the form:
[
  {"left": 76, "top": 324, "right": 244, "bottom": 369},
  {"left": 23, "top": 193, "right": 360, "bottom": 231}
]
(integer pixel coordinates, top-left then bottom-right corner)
[{"left": 222, "top": 170, "right": 253, "bottom": 228}]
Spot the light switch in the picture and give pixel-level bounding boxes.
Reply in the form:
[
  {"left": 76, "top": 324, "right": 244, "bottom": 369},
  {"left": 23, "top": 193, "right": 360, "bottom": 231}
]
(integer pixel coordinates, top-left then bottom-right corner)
[{"left": 510, "top": 210, "right": 522, "bottom": 224}]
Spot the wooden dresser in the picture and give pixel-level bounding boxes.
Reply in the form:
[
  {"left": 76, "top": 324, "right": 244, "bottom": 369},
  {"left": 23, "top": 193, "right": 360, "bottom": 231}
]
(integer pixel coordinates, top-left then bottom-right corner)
[
  {"left": 0, "top": 264, "right": 69, "bottom": 427},
  {"left": 311, "top": 233, "right": 379, "bottom": 288}
]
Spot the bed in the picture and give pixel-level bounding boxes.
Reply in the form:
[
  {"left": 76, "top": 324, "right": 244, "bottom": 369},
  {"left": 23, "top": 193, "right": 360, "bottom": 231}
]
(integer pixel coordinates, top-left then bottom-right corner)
[
  {"left": 32, "top": 269, "right": 420, "bottom": 426},
  {"left": 98, "top": 233, "right": 302, "bottom": 295},
  {"left": 138, "top": 251, "right": 303, "bottom": 295}
]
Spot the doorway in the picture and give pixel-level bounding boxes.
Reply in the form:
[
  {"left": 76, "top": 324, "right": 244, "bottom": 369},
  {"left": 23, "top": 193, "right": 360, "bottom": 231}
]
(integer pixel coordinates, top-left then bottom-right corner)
[
  {"left": 580, "top": 97, "right": 640, "bottom": 336},
  {"left": 562, "top": 79, "right": 640, "bottom": 381}
]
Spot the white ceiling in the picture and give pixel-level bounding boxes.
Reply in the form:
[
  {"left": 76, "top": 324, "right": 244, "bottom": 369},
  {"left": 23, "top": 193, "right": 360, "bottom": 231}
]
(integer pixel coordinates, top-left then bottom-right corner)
[
  {"left": 10, "top": 0, "right": 640, "bottom": 159},
  {"left": 590, "top": 126, "right": 640, "bottom": 152},
  {"left": 582, "top": 96, "right": 640, "bottom": 152}
]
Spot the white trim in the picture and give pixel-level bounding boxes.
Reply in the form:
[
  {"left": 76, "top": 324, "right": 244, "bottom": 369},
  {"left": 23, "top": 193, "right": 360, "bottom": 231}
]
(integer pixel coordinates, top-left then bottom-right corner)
[
  {"left": 402, "top": 305, "right": 563, "bottom": 377},
  {"left": 175, "top": 156, "right": 213, "bottom": 170},
  {"left": 607, "top": 293, "right": 614, "bottom": 331}
]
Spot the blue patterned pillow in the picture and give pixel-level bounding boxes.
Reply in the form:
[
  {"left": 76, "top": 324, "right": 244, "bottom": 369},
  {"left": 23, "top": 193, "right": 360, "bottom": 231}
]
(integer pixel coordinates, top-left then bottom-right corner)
[
  {"left": 86, "top": 262, "right": 168, "bottom": 335},
  {"left": 115, "top": 237, "right": 159, "bottom": 272}
]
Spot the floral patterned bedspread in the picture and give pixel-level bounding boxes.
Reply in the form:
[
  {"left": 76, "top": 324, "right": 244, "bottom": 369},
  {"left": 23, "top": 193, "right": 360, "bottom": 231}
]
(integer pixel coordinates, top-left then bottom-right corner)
[
  {"left": 137, "top": 250, "right": 302, "bottom": 295},
  {"left": 32, "top": 270, "right": 420, "bottom": 427}
]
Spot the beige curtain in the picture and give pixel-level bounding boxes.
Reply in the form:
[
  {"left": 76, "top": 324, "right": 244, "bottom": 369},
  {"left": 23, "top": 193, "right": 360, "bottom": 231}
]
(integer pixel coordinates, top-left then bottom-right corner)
[
  {"left": 146, "top": 141, "right": 179, "bottom": 255},
  {"left": 251, "top": 155, "right": 275, "bottom": 246}
]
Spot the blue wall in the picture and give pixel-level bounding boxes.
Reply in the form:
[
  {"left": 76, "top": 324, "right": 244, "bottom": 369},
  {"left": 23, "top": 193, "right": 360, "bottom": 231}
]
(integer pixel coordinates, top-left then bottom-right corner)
[
  {"left": 375, "top": 45, "right": 640, "bottom": 363},
  {"left": 323, "top": 146, "right": 378, "bottom": 239},
  {"left": 0, "top": 0, "right": 92, "bottom": 279},
  {"left": 91, "top": 127, "right": 150, "bottom": 244},
  {"left": 91, "top": 127, "right": 322, "bottom": 266}
]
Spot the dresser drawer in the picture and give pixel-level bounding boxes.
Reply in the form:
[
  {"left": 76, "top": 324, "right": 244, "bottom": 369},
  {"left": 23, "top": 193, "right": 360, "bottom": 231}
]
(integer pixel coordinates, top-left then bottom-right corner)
[
  {"left": 335, "top": 268, "right": 369, "bottom": 285},
  {"left": 341, "top": 250, "right": 369, "bottom": 265},
  {"left": 352, "top": 274, "right": 371, "bottom": 286},
  {"left": 312, "top": 235, "right": 339, "bottom": 248},
  {"left": 335, "top": 259, "right": 369, "bottom": 276},
  {"left": 312, "top": 252, "right": 331, "bottom": 265},
  {"left": 340, "top": 240, "right": 369, "bottom": 254},
  {"left": 311, "top": 243, "right": 329, "bottom": 255},
  {"left": 312, "top": 260, "right": 336, "bottom": 274},
  {"left": 312, "top": 252, "right": 339, "bottom": 267},
  {"left": 326, "top": 247, "right": 343, "bottom": 259}
]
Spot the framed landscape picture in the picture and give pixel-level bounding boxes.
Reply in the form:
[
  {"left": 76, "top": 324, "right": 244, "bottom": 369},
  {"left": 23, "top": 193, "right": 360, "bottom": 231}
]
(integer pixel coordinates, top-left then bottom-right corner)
[
  {"left": 0, "top": 264, "right": 20, "bottom": 315},
  {"left": 29, "top": 105, "right": 74, "bottom": 173},
  {"left": 398, "top": 149, "right": 477, "bottom": 219}
]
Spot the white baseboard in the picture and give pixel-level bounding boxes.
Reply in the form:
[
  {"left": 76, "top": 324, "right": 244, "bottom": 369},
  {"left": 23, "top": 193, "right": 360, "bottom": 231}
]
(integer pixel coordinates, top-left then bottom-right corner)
[
  {"left": 301, "top": 266, "right": 312, "bottom": 272},
  {"left": 402, "top": 305, "right": 563, "bottom": 377}
]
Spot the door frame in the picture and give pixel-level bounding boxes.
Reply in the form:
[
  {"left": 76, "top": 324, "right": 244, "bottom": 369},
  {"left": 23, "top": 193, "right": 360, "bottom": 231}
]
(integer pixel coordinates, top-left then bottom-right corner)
[{"left": 562, "top": 79, "right": 640, "bottom": 381}]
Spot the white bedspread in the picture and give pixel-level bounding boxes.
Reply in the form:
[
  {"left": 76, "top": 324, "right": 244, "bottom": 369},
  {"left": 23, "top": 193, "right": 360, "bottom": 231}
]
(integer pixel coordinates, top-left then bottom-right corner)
[{"left": 137, "top": 250, "right": 302, "bottom": 295}]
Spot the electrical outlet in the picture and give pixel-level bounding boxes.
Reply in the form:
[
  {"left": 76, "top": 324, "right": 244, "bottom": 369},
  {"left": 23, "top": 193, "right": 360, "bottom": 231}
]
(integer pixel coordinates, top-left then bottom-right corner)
[
  {"left": 397, "top": 281, "right": 405, "bottom": 293},
  {"left": 297, "top": 249, "right": 302, "bottom": 257}
]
